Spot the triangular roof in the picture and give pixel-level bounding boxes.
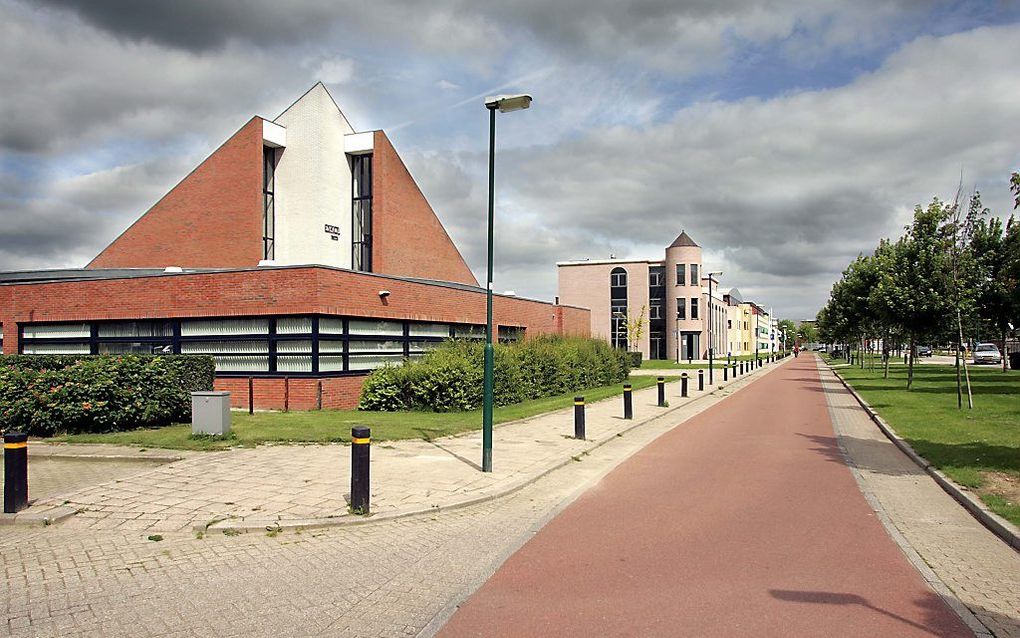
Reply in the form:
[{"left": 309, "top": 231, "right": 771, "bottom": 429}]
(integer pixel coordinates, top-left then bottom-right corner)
[
  {"left": 669, "top": 230, "right": 699, "bottom": 248},
  {"left": 275, "top": 82, "right": 355, "bottom": 131}
]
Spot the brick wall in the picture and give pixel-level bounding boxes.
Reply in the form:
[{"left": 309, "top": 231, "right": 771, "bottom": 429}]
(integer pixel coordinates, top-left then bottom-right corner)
[
  {"left": 88, "top": 117, "right": 264, "bottom": 269},
  {"left": 371, "top": 131, "right": 478, "bottom": 286},
  {"left": 215, "top": 376, "right": 366, "bottom": 410},
  {"left": 0, "top": 266, "right": 591, "bottom": 409}
]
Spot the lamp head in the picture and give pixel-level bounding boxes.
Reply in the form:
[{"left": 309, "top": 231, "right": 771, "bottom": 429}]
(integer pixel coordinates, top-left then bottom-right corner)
[{"left": 485, "top": 94, "right": 533, "bottom": 113}]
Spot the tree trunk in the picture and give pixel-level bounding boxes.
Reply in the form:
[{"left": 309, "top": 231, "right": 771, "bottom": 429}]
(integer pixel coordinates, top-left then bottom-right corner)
[
  {"left": 883, "top": 329, "right": 890, "bottom": 379},
  {"left": 907, "top": 334, "right": 915, "bottom": 390},
  {"left": 955, "top": 338, "right": 962, "bottom": 409},
  {"left": 1004, "top": 329, "right": 1009, "bottom": 374}
]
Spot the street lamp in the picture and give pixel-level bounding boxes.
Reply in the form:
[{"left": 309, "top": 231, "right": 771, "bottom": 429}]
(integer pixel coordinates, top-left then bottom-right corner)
[
  {"left": 703, "top": 271, "right": 723, "bottom": 384},
  {"left": 481, "top": 93, "right": 532, "bottom": 474}
]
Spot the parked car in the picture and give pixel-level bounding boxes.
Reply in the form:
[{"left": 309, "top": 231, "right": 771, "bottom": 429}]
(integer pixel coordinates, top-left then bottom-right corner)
[
  {"left": 916, "top": 345, "right": 933, "bottom": 357},
  {"left": 973, "top": 343, "right": 1002, "bottom": 365}
]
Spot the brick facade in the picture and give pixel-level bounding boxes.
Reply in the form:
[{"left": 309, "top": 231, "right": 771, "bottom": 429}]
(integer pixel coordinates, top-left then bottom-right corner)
[
  {"left": 371, "top": 131, "right": 478, "bottom": 286},
  {"left": 88, "top": 118, "right": 264, "bottom": 269},
  {"left": 0, "top": 266, "right": 590, "bottom": 409}
]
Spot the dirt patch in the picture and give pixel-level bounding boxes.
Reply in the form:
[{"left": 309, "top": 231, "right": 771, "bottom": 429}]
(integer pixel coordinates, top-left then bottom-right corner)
[{"left": 978, "top": 471, "right": 1020, "bottom": 505}]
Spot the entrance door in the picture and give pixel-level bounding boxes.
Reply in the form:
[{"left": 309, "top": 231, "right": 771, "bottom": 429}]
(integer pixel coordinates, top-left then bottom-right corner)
[{"left": 680, "top": 332, "right": 700, "bottom": 361}]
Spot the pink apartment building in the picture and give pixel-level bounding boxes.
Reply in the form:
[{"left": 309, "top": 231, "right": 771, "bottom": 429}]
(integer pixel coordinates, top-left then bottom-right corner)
[{"left": 557, "top": 231, "right": 732, "bottom": 361}]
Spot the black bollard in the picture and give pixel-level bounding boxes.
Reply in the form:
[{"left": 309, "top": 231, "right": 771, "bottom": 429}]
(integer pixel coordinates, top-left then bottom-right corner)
[
  {"left": 574, "top": 396, "right": 586, "bottom": 440},
  {"left": 681, "top": 373, "right": 689, "bottom": 398},
  {"left": 698, "top": 369, "right": 704, "bottom": 392},
  {"left": 4, "top": 432, "right": 28, "bottom": 514},
  {"left": 723, "top": 364, "right": 728, "bottom": 382},
  {"left": 739, "top": 361, "right": 743, "bottom": 375},
  {"left": 732, "top": 362, "right": 737, "bottom": 378},
  {"left": 623, "top": 384, "right": 633, "bottom": 419},
  {"left": 657, "top": 377, "right": 666, "bottom": 407},
  {"left": 350, "top": 426, "right": 371, "bottom": 514}
]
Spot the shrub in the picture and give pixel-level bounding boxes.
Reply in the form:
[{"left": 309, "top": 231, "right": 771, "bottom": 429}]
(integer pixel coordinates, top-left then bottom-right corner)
[
  {"left": 358, "top": 335, "right": 629, "bottom": 412},
  {"left": 0, "top": 355, "right": 215, "bottom": 436}
]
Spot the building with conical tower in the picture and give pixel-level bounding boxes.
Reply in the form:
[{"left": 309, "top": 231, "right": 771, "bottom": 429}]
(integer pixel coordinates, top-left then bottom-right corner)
[{"left": 557, "top": 231, "right": 773, "bottom": 361}]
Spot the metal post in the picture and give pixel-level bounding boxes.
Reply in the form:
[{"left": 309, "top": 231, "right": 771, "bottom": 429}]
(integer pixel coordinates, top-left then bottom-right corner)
[
  {"left": 284, "top": 376, "right": 290, "bottom": 412},
  {"left": 708, "top": 276, "right": 714, "bottom": 385},
  {"left": 657, "top": 377, "right": 665, "bottom": 407},
  {"left": 482, "top": 105, "right": 497, "bottom": 473},
  {"left": 623, "top": 384, "right": 633, "bottom": 419},
  {"left": 698, "top": 369, "right": 704, "bottom": 391},
  {"left": 248, "top": 377, "right": 254, "bottom": 415},
  {"left": 740, "top": 361, "right": 744, "bottom": 374},
  {"left": 350, "top": 426, "right": 370, "bottom": 514},
  {"left": 4, "top": 432, "right": 28, "bottom": 514},
  {"left": 574, "top": 396, "right": 585, "bottom": 440},
  {"left": 681, "top": 373, "right": 689, "bottom": 398},
  {"left": 732, "top": 362, "right": 737, "bottom": 378},
  {"left": 723, "top": 364, "right": 728, "bottom": 381}
]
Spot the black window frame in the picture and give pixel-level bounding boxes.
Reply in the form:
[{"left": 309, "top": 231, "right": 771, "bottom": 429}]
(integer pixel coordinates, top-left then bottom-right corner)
[
  {"left": 351, "top": 154, "right": 373, "bottom": 272},
  {"left": 263, "top": 147, "right": 276, "bottom": 260}
]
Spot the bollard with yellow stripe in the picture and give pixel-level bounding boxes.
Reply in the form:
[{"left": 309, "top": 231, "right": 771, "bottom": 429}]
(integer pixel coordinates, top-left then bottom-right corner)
[
  {"left": 657, "top": 377, "right": 666, "bottom": 407},
  {"left": 574, "top": 396, "right": 586, "bottom": 440},
  {"left": 350, "top": 426, "right": 371, "bottom": 515},
  {"left": 4, "top": 431, "right": 29, "bottom": 514},
  {"left": 623, "top": 383, "right": 633, "bottom": 420}
]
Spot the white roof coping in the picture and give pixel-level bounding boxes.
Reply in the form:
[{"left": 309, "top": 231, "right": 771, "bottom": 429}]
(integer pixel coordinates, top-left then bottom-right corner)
[
  {"left": 344, "top": 132, "right": 374, "bottom": 155},
  {"left": 556, "top": 259, "right": 664, "bottom": 267},
  {"left": 262, "top": 120, "right": 286, "bottom": 148}
]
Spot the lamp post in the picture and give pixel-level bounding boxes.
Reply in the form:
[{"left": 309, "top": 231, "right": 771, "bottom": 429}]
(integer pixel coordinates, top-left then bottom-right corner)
[
  {"left": 481, "top": 93, "right": 532, "bottom": 473},
  {"left": 704, "top": 271, "right": 723, "bottom": 384}
]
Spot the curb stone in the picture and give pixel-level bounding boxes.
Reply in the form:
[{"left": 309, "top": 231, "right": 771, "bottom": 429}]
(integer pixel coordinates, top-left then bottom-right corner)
[
  {"left": 831, "top": 366, "right": 1020, "bottom": 553},
  {"left": 0, "top": 505, "right": 79, "bottom": 527},
  {"left": 204, "top": 360, "right": 789, "bottom": 534}
]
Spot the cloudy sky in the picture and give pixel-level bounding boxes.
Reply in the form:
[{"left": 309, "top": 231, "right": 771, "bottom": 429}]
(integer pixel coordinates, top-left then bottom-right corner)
[{"left": 2, "top": 0, "right": 1020, "bottom": 319}]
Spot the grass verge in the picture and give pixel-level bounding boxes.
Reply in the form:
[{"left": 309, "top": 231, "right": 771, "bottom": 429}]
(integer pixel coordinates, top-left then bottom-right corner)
[
  {"left": 48, "top": 375, "right": 670, "bottom": 451},
  {"left": 832, "top": 361, "right": 1020, "bottom": 528}
]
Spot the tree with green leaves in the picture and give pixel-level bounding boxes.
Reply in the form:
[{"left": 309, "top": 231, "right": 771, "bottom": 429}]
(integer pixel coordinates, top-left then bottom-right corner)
[{"left": 872, "top": 200, "right": 955, "bottom": 389}]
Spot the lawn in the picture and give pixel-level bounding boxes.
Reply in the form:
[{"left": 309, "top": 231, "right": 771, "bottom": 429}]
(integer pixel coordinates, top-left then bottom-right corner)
[
  {"left": 832, "top": 361, "right": 1020, "bottom": 527},
  {"left": 48, "top": 375, "right": 670, "bottom": 451}
]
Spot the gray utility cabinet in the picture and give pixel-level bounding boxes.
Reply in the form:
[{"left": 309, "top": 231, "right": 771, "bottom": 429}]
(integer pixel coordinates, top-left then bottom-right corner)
[{"left": 191, "top": 391, "right": 231, "bottom": 436}]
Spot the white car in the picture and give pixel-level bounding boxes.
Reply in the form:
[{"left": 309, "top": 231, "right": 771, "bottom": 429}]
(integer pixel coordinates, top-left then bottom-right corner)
[{"left": 973, "top": 343, "right": 1002, "bottom": 365}]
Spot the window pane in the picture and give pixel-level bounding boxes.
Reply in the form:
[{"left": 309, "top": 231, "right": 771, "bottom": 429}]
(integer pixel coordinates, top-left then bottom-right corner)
[
  {"left": 181, "top": 318, "right": 268, "bottom": 336},
  {"left": 275, "top": 340, "right": 312, "bottom": 353},
  {"left": 99, "top": 342, "right": 172, "bottom": 354},
  {"left": 181, "top": 340, "right": 269, "bottom": 354},
  {"left": 349, "top": 353, "right": 403, "bottom": 370},
  {"left": 23, "top": 323, "right": 90, "bottom": 339},
  {"left": 349, "top": 320, "right": 402, "bottom": 336},
  {"left": 98, "top": 321, "right": 173, "bottom": 338},
  {"left": 349, "top": 340, "right": 403, "bottom": 353},
  {"left": 409, "top": 323, "right": 449, "bottom": 338},
  {"left": 319, "top": 317, "right": 344, "bottom": 334},
  {"left": 676, "top": 264, "right": 685, "bottom": 286},
  {"left": 22, "top": 342, "right": 90, "bottom": 354},
  {"left": 277, "top": 356, "right": 312, "bottom": 372},
  {"left": 691, "top": 264, "right": 699, "bottom": 283},
  {"left": 409, "top": 340, "right": 441, "bottom": 353},
  {"left": 319, "top": 355, "right": 345, "bottom": 372},
  {"left": 453, "top": 325, "right": 485, "bottom": 339},
  {"left": 276, "top": 317, "right": 312, "bottom": 334},
  {"left": 319, "top": 340, "right": 344, "bottom": 353},
  {"left": 213, "top": 356, "right": 269, "bottom": 372}
]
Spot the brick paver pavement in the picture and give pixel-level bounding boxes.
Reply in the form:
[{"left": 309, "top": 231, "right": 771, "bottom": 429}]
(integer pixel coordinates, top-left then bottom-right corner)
[
  {"left": 1, "top": 365, "right": 772, "bottom": 638},
  {"left": 0, "top": 457, "right": 163, "bottom": 507},
  {"left": 26, "top": 366, "right": 768, "bottom": 533},
  {"left": 817, "top": 359, "right": 1020, "bottom": 638}
]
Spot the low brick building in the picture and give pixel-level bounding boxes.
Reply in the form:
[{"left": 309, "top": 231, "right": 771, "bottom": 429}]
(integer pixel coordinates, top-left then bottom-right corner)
[{"left": 0, "top": 84, "right": 589, "bottom": 409}]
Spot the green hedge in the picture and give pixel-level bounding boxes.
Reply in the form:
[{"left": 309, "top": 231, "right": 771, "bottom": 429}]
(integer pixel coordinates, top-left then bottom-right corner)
[
  {"left": 0, "top": 355, "right": 216, "bottom": 436},
  {"left": 359, "top": 335, "right": 630, "bottom": 411}
]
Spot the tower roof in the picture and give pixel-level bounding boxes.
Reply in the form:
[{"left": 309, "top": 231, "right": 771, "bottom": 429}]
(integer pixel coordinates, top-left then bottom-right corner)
[{"left": 669, "top": 231, "right": 699, "bottom": 248}]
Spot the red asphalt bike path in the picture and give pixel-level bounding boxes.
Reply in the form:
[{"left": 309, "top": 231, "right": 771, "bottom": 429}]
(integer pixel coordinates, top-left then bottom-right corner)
[{"left": 439, "top": 356, "right": 973, "bottom": 637}]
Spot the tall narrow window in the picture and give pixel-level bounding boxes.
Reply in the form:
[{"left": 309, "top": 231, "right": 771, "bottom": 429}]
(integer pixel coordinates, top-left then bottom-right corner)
[
  {"left": 262, "top": 147, "right": 276, "bottom": 260},
  {"left": 690, "top": 263, "right": 699, "bottom": 285},
  {"left": 676, "top": 298, "right": 685, "bottom": 320},
  {"left": 352, "top": 155, "right": 373, "bottom": 272},
  {"left": 676, "top": 263, "right": 685, "bottom": 286},
  {"left": 610, "top": 267, "right": 628, "bottom": 350},
  {"left": 690, "top": 297, "right": 699, "bottom": 320}
]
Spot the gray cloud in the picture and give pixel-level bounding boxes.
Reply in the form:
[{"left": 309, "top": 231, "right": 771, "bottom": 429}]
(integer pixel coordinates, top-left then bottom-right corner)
[{"left": 409, "top": 24, "right": 1020, "bottom": 318}]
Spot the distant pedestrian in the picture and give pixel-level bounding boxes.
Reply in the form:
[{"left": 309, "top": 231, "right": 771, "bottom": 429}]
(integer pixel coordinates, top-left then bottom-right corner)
[{"left": 794, "top": 345, "right": 800, "bottom": 358}]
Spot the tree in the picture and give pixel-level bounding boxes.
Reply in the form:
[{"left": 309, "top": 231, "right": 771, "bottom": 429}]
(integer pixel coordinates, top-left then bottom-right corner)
[
  {"left": 777, "top": 319, "right": 796, "bottom": 349},
  {"left": 625, "top": 305, "right": 647, "bottom": 353},
  {"left": 872, "top": 200, "right": 955, "bottom": 389},
  {"left": 970, "top": 214, "right": 1014, "bottom": 373}
]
